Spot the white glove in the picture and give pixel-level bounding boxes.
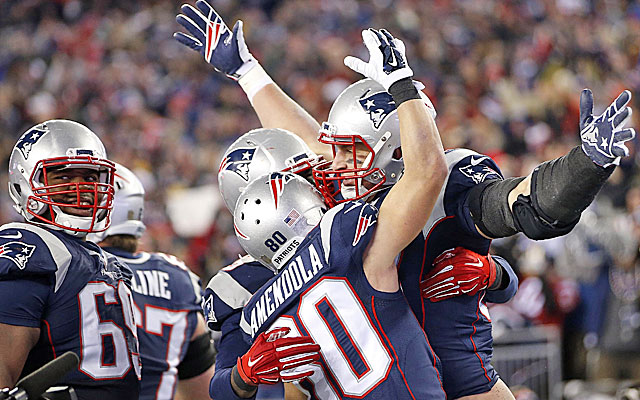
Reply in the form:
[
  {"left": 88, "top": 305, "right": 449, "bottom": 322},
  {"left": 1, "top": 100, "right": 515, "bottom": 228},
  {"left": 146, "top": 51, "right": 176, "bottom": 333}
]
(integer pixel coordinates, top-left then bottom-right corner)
[{"left": 344, "top": 28, "right": 413, "bottom": 90}]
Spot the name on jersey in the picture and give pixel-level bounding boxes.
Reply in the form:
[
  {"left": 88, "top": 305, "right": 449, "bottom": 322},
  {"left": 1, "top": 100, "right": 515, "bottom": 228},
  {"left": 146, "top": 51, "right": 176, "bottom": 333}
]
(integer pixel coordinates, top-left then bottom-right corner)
[
  {"left": 131, "top": 270, "right": 172, "bottom": 300},
  {"left": 247, "top": 243, "right": 325, "bottom": 337}
]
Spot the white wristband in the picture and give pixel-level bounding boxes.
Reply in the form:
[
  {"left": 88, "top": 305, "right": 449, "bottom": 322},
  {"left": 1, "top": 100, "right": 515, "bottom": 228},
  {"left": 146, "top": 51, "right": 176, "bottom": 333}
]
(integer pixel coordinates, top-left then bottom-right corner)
[{"left": 238, "top": 63, "right": 274, "bottom": 103}]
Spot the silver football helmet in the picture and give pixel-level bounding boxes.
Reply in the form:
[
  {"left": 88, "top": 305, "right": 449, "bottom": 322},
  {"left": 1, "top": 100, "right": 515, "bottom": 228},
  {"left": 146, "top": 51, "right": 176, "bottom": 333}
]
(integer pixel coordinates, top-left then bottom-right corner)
[
  {"left": 87, "top": 163, "right": 146, "bottom": 243},
  {"left": 312, "top": 78, "right": 436, "bottom": 206},
  {"left": 8, "top": 119, "right": 116, "bottom": 237},
  {"left": 218, "top": 128, "right": 322, "bottom": 212},
  {"left": 233, "top": 172, "right": 326, "bottom": 272}
]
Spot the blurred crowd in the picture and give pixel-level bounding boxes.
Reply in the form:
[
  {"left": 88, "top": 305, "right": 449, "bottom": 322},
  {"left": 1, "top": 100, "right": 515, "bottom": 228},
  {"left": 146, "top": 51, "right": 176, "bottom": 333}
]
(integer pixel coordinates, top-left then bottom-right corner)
[{"left": 1, "top": 0, "right": 640, "bottom": 394}]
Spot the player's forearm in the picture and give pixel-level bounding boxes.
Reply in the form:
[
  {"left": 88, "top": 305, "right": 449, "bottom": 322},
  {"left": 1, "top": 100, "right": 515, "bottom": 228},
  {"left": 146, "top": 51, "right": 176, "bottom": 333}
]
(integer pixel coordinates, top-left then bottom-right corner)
[
  {"left": 249, "top": 83, "right": 331, "bottom": 158},
  {"left": 396, "top": 98, "right": 446, "bottom": 182}
]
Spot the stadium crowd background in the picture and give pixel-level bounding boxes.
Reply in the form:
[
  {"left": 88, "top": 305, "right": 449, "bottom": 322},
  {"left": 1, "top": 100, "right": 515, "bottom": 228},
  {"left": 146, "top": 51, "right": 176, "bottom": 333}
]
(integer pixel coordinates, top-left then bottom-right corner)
[{"left": 1, "top": 0, "right": 639, "bottom": 397}]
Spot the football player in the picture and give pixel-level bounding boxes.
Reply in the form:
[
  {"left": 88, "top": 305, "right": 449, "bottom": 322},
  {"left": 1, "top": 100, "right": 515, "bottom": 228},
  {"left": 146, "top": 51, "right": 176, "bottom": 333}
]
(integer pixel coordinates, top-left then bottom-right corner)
[
  {"left": 87, "top": 163, "right": 216, "bottom": 400},
  {"left": 203, "top": 128, "right": 324, "bottom": 399},
  {"left": 231, "top": 25, "right": 448, "bottom": 398},
  {"left": 0, "top": 120, "right": 141, "bottom": 400},
  {"left": 175, "top": 3, "right": 634, "bottom": 398}
]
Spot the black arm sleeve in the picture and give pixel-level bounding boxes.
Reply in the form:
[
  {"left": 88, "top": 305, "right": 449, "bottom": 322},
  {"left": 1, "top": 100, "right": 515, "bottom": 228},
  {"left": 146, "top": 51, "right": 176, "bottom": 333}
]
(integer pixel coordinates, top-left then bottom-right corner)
[
  {"left": 532, "top": 146, "right": 614, "bottom": 223},
  {"left": 468, "top": 146, "right": 614, "bottom": 240},
  {"left": 177, "top": 333, "right": 216, "bottom": 379}
]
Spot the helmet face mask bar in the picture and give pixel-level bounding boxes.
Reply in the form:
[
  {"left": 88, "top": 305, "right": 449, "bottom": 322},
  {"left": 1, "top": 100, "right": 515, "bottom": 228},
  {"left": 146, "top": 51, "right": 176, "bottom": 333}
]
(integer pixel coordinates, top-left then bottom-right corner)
[
  {"left": 313, "top": 122, "right": 393, "bottom": 207},
  {"left": 29, "top": 156, "right": 116, "bottom": 233}
]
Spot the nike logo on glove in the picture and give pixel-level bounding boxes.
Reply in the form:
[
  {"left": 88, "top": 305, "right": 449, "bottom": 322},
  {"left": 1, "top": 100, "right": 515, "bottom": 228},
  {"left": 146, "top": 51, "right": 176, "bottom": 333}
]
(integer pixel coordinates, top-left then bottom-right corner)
[
  {"left": 0, "top": 232, "right": 22, "bottom": 240},
  {"left": 465, "top": 259, "right": 483, "bottom": 268},
  {"left": 470, "top": 156, "right": 488, "bottom": 166},
  {"left": 247, "top": 355, "right": 264, "bottom": 368},
  {"left": 387, "top": 52, "right": 398, "bottom": 67}
]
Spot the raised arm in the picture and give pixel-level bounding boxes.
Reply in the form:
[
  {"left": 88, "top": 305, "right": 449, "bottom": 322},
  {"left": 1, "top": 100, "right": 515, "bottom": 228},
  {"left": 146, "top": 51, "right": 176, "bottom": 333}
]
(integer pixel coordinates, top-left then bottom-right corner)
[
  {"left": 174, "top": 0, "right": 329, "bottom": 157},
  {"left": 469, "top": 89, "right": 635, "bottom": 240},
  {"left": 343, "top": 29, "right": 447, "bottom": 291}
]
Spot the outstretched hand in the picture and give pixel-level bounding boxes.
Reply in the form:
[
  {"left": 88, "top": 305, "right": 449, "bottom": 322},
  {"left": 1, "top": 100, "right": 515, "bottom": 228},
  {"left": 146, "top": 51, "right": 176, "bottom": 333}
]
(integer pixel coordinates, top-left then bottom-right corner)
[
  {"left": 344, "top": 28, "right": 413, "bottom": 90},
  {"left": 579, "top": 88, "right": 635, "bottom": 168},
  {"left": 174, "top": 0, "right": 256, "bottom": 80}
]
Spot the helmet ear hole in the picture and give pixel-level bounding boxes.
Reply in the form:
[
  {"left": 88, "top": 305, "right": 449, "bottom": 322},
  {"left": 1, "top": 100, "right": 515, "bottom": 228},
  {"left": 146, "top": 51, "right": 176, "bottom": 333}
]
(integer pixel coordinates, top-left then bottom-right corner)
[
  {"left": 392, "top": 147, "right": 402, "bottom": 160},
  {"left": 255, "top": 199, "right": 261, "bottom": 204},
  {"left": 13, "top": 184, "right": 21, "bottom": 195},
  {"left": 255, "top": 219, "right": 260, "bottom": 224}
]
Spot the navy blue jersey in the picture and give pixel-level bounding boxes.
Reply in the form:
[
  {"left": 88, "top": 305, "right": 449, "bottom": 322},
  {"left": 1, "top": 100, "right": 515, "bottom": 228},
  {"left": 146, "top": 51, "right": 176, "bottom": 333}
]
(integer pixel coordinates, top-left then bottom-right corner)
[
  {"left": 0, "top": 223, "right": 140, "bottom": 400},
  {"left": 240, "top": 202, "right": 446, "bottom": 400},
  {"left": 105, "top": 248, "right": 203, "bottom": 400},
  {"left": 202, "top": 255, "right": 277, "bottom": 399},
  {"left": 389, "top": 149, "right": 516, "bottom": 398}
]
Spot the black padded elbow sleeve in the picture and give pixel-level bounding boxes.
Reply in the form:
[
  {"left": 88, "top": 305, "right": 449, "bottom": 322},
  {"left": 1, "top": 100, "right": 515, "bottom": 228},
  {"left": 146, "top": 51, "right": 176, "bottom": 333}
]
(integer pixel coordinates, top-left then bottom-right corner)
[
  {"left": 468, "top": 177, "right": 525, "bottom": 238},
  {"left": 177, "top": 333, "right": 216, "bottom": 379}
]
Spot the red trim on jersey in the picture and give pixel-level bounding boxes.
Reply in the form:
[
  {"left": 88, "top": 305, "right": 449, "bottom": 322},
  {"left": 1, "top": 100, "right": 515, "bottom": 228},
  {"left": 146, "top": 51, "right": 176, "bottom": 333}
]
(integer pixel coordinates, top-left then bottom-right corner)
[
  {"left": 370, "top": 296, "right": 416, "bottom": 400},
  {"left": 470, "top": 299, "right": 491, "bottom": 382},
  {"left": 314, "top": 296, "right": 371, "bottom": 379},
  {"left": 419, "top": 216, "right": 455, "bottom": 326},
  {"left": 43, "top": 319, "right": 57, "bottom": 358}
]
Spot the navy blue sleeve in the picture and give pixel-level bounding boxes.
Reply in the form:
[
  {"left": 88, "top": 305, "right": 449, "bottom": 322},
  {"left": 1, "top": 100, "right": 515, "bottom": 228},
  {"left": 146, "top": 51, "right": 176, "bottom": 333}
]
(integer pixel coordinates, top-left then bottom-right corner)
[
  {"left": 210, "top": 366, "right": 254, "bottom": 400},
  {"left": 485, "top": 256, "right": 519, "bottom": 304},
  {"left": 0, "top": 275, "right": 50, "bottom": 327},
  {"left": 444, "top": 152, "right": 503, "bottom": 238},
  {"left": 210, "top": 311, "right": 253, "bottom": 400},
  {"left": 0, "top": 227, "right": 58, "bottom": 278}
]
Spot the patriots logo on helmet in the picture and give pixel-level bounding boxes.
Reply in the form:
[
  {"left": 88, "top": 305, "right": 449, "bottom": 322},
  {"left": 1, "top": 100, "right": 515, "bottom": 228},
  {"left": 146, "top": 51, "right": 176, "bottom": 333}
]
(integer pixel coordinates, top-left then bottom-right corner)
[
  {"left": 353, "top": 205, "right": 377, "bottom": 246},
  {"left": 359, "top": 90, "right": 396, "bottom": 129},
  {"left": 16, "top": 128, "right": 47, "bottom": 159},
  {"left": 219, "top": 147, "right": 257, "bottom": 182},
  {"left": 0, "top": 241, "right": 36, "bottom": 270},
  {"left": 269, "top": 172, "right": 294, "bottom": 210},
  {"left": 459, "top": 160, "right": 501, "bottom": 185}
]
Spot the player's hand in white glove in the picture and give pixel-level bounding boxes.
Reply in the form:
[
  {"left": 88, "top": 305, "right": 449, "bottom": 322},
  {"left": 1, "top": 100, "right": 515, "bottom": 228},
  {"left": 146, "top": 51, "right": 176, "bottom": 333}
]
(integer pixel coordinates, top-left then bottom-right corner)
[
  {"left": 344, "top": 28, "right": 413, "bottom": 91},
  {"left": 579, "top": 88, "right": 635, "bottom": 168},
  {"left": 174, "top": 0, "right": 256, "bottom": 80}
]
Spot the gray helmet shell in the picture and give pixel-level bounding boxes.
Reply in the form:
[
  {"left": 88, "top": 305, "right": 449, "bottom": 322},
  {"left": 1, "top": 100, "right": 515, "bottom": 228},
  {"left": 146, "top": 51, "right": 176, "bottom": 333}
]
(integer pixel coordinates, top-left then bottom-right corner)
[
  {"left": 218, "top": 128, "right": 321, "bottom": 212},
  {"left": 233, "top": 172, "right": 325, "bottom": 272}
]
